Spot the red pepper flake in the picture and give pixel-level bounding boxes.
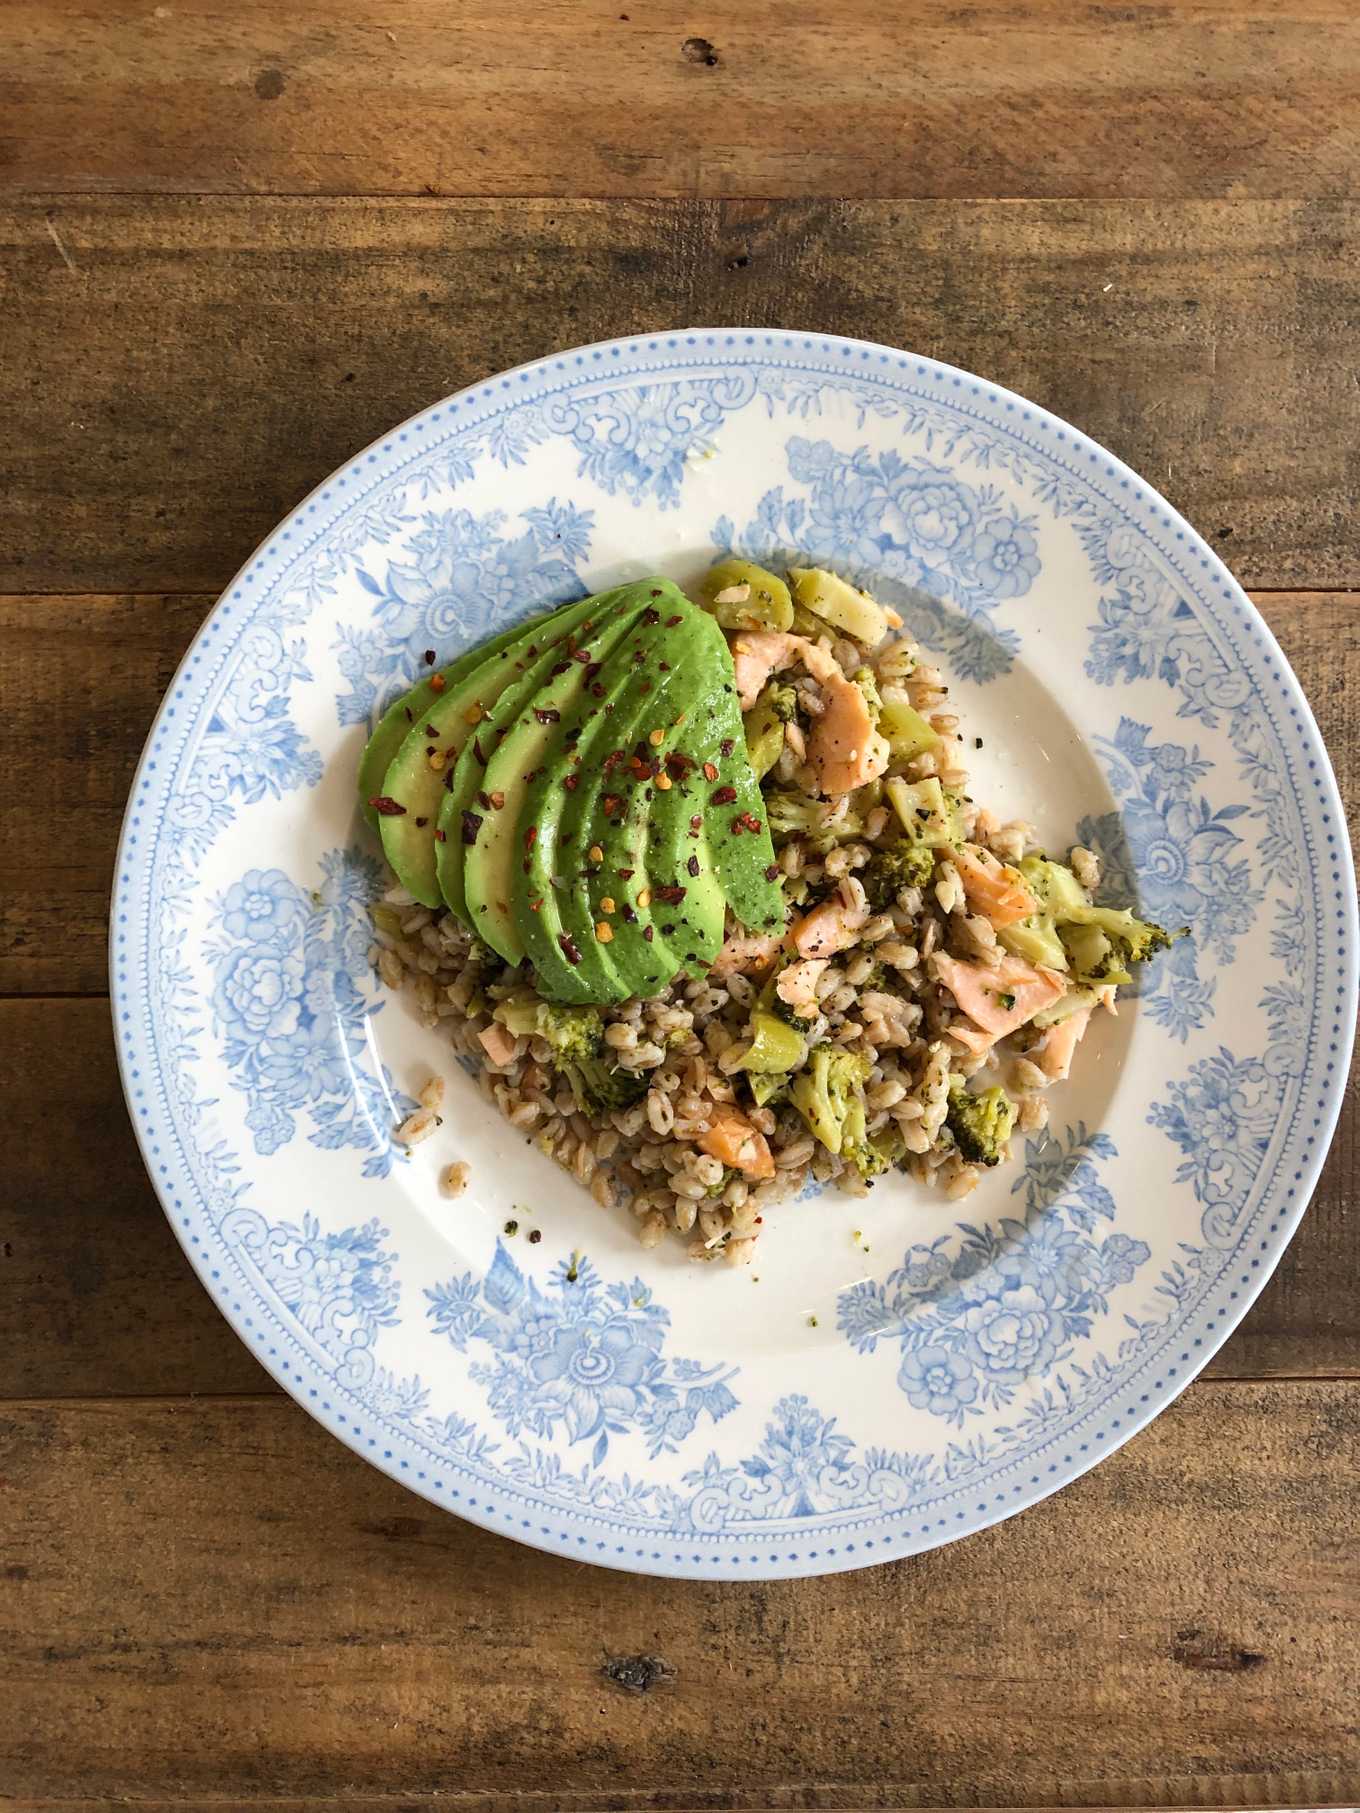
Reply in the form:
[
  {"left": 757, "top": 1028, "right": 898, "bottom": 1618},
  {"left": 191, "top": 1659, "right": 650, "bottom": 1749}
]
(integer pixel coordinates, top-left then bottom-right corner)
[
  {"left": 529, "top": 898, "right": 542, "bottom": 912},
  {"left": 687, "top": 854, "right": 700, "bottom": 876},
  {"left": 585, "top": 662, "right": 601, "bottom": 681},
  {"left": 558, "top": 932, "right": 583, "bottom": 965},
  {"left": 720, "top": 737, "right": 734, "bottom": 758},
  {"left": 534, "top": 707, "right": 561, "bottom": 724},
  {"left": 425, "top": 723, "right": 439, "bottom": 737},
  {"left": 665, "top": 613, "right": 682, "bottom": 626},
  {"left": 633, "top": 647, "right": 647, "bottom": 665},
  {"left": 764, "top": 863, "right": 780, "bottom": 881},
  {"left": 524, "top": 825, "right": 538, "bottom": 851},
  {"left": 434, "top": 827, "right": 447, "bottom": 842},
  {"left": 476, "top": 790, "right": 491, "bottom": 810},
  {"left": 590, "top": 683, "right": 605, "bottom": 698},
  {"left": 550, "top": 660, "right": 570, "bottom": 676},
  {"left": 658, "top": 661, "right": 670, "bottom": 673},
  {"left": 367, "top": 795, "right": 407, "bottom": 816},
  {"left": 602, "top": 793, "right": 622, "bottom": 818},
  {"left": 690, "top": 814, "right": 703, "bottom": 830},
  {"left": 738, "top": 811, "right": 762, "bottom": 834},
  {"left": 460, "top": 810, "right": 482, "bottom": 845},
  {"left": 642, "top": 925, "right": 654, "bottom": 943},
  {"left": 655, "top": 884, "right": 687, "bottom": 904},
  {"left": 563, "top": 772, "right": 579, "bottom": 791},
  {"left": 650, "top": 588, "right": 663, "bottom": 597},
  {"left": 573, "top": 647, "right": 593, "bottom": 664},
  {"left": 665, "top": 751, "right": 692, "bottom": 779},
  {"left": 526, "top": 644, "right": 539, "bottom": 657},
  {"left": 490, "top": 790, "right": 506, "bottom": 809},
  {"left": 616, "top": 867, "right": 635, "bottom": 879},
  {"left": 423, "top": 649, "right": 436, "bottom": 665},
  {"left": 711, "top": 784, "right": 738, "bottom": 805},
  {"left": 472, "top": 737, "right": 488, "bottom": 765},
  {"left": 702, "top": 762, "right": 720, "bottom": 782},
  {"left": 642, "top": 607, "right": 661, "bottom": 625},
  {"left": 415, "top": 815, "right": 429, "bottom": 828}
]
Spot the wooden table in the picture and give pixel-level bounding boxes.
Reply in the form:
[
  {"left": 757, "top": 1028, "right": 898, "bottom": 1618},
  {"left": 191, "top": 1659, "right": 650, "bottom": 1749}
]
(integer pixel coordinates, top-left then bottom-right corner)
[{"left": 2, "top": 5, "right": 1357, "bottom": 1807}]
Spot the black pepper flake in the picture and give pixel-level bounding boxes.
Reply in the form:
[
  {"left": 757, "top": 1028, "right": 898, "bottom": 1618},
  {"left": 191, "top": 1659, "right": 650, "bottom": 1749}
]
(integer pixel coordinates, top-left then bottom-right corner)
[
  {"left": 656, "top": 884, "right": 686, "bottom": 904},
  {"left": 415, "top": 815, "right": 428, "bottom": 828},
  {"left": 476, "top": 790, "right": 491, "bottom": 809},
  {"left": 504, "top": 1219, "right": 519, "bottom": 1236},
  {"left": 559, "top": 933, "right": 583, "bottom": 965},
  {"left": 720, "top": 737, "right": 734, "bottom": 757},
  {"left": 659, "top": 661, "right": 670, "bottom": 672},
  {"left": 472, "top": 737, "right": 488, "bottom": 765},
  {"left": 564, "top": 725, "right": 582, "bottom": 743},
  {"left": 643, "top": 926, "right": 654, "bottom": 942},
  {"left": 460, "top": 809, "right": 482, "bottom": 845},
  {"left": 975, "top": 736, "right": 984, "bottom": 749},
  {"left": 425, "top": 723, "right": 439, "bottom": 737},
  {"left": 550, "top": 660, "right": 570, "bottom": 677},
  {"left": 622, "top": 905, "right": 638, "bottom": 923},
  {"left": 662, "top": 922, "right": 675, "bottom": 934},
  {"left": 444, "top": 768, "right": 455, "bottom": 791},
  {"left": 403, "top": 706, "right": 413, "bottom": 722},
  {"left": 687, "top": 855, "right": 700, "bottom": 876},
  {"left": 367, "top": 795, "right": 407, "bottom": 816},
  {"left": 590, "top": 683, "right": 605, "bottom": 698},
  {"left": 423, "top": 649, "right": 436, "bottom": 665},
  {"left": 711, "top": 784, "right": 738, "bottom": 805},
  {"left": 528, "top": 1229, "right": 542, "bottom": 1244},
  {"left": 534, "top": 707, "right": 561, "bottom": 724}
]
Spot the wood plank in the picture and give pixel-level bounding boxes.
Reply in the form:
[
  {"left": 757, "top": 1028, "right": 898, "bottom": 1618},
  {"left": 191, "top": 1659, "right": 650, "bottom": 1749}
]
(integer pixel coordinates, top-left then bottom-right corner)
[
  {"left": 0, "top": 1385, "right": 1356, "bottom": 1803},
  {"left": 4, "top": 1, "right": 1360, "bottom": 202},
  {"left": 0, "top": 989, "right": 1354, "bottom": 1400},
  {"left": 2, "top": 198, "right": 1360, "bottom": 594},
  {"left": 2, "top": 588, "right": 1352, "bottom": 1000}
]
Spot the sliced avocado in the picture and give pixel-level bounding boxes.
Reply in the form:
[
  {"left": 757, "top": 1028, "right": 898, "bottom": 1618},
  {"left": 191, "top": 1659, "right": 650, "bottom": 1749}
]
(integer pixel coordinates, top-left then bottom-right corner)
[
  {"left": 575, "top": 636, "right": 726, "bottom": 991},
  {"left": 517, "top": 589, "right": 694, "bottom": 1001},
  {"left": 356, "top": 600, "right": 575, "bottom": 831},
  {"left": 450, "top": 589, "right": 657, "bottom": 961},
  {"left": 378, "top": 592, "right": 603, "bottom": 906}
]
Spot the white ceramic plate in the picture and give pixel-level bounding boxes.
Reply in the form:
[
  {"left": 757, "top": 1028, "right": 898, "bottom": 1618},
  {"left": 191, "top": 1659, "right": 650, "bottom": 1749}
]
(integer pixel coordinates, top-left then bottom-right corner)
[{"left": 112, "top": 331, "right": 1356, "bottom": 1577}]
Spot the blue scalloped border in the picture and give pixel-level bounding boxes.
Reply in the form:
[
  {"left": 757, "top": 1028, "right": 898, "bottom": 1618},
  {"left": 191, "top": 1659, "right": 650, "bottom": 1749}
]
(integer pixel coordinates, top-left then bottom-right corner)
[{"left": 111, "top": 330, "right": 1357, "bottom": 1577}]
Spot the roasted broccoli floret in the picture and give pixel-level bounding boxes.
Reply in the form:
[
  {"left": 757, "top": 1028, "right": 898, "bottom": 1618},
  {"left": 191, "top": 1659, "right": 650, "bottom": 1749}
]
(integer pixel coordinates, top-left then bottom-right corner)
[
  {"left": 842, "top": 1119, "right": 907, "bottom": 1180},
  {"left": 765, "top": 681, "right": 799, "bottom": 723},
  {"left": 945, "top": 1079, "right": 1017, "bottom": 1167},
  {"left": 852, "top": 666, "right": 883, "bottom": 726},
  {"left": 790, "top": 1046, "right": 872, "bottom": 1157},
  {"left": 765, "top": 790, "right": 865, "bottom": 853},
  {"left": 558, "top": 1056, "right": 648, "bottom": 1118},
  {"left": 1061, "top": 908, "right": 1179, "bottom": 987},
  {"left": 1004, "top": 856, "right": 1180, "bottom": 983},
  {"left": 861, "top": 839, "right": 937, "bottom": 910},
  {"left": 493, "top": 990, "right": 603, "bottom": 1060}
]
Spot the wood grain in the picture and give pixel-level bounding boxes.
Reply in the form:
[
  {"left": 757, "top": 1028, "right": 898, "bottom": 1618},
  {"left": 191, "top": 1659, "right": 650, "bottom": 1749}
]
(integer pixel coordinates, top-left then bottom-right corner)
[
  {"left": 1, "top": 1384, "right": 1356, "bottom": 1804},
  {"left": 4, "top": 198, "right": 1360, "bottom": 595},
  {"left": 4, "top": 1, "right": 1360, "bottom": 202},
  {"left": 0, "top": 986, "right": 1353, "bottom": 1400}
]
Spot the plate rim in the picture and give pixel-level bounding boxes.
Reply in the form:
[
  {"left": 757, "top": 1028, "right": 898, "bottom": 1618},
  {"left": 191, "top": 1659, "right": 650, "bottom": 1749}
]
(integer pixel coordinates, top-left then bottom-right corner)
[{"left": 110, "top": 326, "right": 1359, "bottom": 1578}]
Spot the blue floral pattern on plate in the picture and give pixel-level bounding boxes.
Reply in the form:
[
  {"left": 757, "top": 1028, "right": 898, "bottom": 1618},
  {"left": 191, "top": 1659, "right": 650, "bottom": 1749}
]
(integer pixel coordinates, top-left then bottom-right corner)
[{"left": 110, "top": 331, "right": 1356, "bottom": 1578}]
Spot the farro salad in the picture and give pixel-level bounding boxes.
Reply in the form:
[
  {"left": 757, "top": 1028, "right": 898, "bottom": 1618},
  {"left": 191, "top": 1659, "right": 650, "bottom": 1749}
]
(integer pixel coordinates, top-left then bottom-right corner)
[{"left": 360, "top": 561, "right": 1177, "bottom": 1264}]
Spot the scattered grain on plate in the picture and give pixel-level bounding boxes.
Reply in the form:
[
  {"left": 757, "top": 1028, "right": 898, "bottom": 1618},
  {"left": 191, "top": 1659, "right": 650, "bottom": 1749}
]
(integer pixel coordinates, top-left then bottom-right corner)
[
  {"left": 418, "top": 1075, "right": 446, "bottom": 1112},
  {"left": 395, "top": 1107, "right": 438, "bottom": 1147},
  {"left": 441, "top": 1161, "right": 470, "bottom": 1197}
]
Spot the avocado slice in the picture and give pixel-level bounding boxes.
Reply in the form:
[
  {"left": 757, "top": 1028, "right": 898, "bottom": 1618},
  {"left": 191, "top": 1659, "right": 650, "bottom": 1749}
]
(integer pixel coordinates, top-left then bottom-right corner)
[
  {"left": 356, "top": 599, "right": 576, "bottom": 831},
  {"left": 558, "top": 641, "right": 716, "bottom": 996},
  {"left": 377, "top": 592, "right": 603, "bottom": 906},
  {"left": 516, "top": 587, "right": 693, "bottom": 1001},
  {"left": 447, "top": 587, "right": 658, "bottom": 961}
]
